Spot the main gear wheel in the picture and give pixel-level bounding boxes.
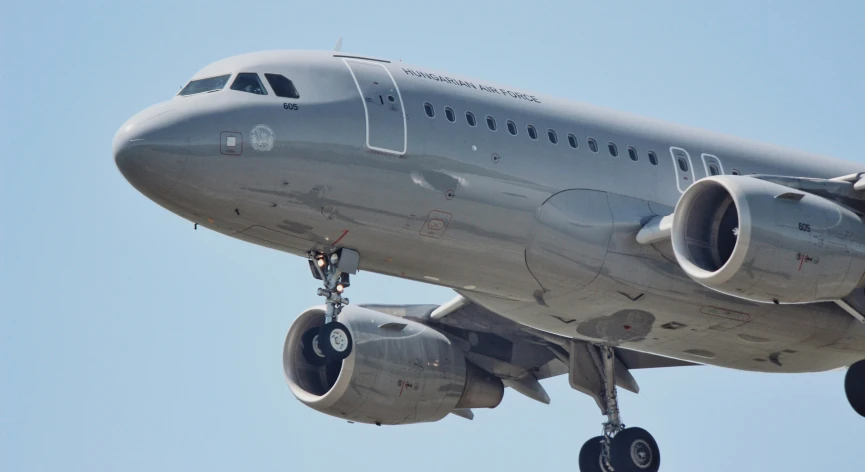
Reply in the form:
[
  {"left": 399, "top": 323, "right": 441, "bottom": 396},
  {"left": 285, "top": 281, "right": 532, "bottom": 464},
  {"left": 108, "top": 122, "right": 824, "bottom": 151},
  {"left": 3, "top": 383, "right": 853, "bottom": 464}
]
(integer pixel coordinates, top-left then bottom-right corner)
[{"left": 578, "top": 346, "right": 660, "bottom": 472}]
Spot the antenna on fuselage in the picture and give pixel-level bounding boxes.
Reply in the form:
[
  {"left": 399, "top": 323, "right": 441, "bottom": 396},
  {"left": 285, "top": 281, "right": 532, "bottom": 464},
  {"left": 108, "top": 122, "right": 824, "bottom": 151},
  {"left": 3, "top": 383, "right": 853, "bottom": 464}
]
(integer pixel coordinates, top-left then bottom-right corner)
[{"left": 333, "top": 37, "right": 343, "bottom": 52}]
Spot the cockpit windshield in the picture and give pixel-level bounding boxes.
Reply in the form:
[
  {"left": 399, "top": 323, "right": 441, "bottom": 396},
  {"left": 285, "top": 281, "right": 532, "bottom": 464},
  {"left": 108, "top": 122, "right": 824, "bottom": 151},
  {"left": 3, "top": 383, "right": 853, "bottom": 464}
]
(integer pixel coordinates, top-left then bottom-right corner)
[
  {"left": 178, "top": 74, "right": 231, "bottom": 96},
  {"left": 230, "top": 73, "right": 267, "bottom": 95},
  {"left": 265, "top": 73, "right": 300, "bottom": 99}
]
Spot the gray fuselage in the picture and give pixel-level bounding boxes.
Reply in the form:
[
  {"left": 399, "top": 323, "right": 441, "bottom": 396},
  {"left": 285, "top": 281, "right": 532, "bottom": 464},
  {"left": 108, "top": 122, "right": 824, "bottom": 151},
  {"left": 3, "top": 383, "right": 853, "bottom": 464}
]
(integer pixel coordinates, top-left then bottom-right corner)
[{"left": 113, "top": 50, "right": 865, "bottom": 374}]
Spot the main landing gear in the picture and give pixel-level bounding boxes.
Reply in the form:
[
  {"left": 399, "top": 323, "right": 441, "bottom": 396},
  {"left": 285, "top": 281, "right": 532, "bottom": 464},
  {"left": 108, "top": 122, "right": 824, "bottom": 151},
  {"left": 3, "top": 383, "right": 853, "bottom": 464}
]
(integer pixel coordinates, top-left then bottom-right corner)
[
  {"left": 578, "top": 346, "right": 661, "bottom": 472},
  {"left": 846, "top": 359, "right": 865, "bottom": 417},
  {"left": 301, "top": 249, "right": 359, "bottom": 364}
]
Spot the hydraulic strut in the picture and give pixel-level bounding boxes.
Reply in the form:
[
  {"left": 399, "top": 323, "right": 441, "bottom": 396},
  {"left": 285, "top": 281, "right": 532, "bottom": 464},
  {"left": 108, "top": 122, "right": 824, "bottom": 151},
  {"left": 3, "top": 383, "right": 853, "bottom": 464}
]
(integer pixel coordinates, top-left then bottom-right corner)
[{"left": 308, "top": 250, "right": 351, "bottom": 323}]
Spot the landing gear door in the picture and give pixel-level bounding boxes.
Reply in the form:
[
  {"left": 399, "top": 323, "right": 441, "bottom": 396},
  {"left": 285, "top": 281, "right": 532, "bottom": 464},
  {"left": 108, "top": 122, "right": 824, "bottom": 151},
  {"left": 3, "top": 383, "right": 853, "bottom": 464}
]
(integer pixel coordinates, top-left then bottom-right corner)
[{"left": 342, "top": 59, "right": 407, "bottom": 156}]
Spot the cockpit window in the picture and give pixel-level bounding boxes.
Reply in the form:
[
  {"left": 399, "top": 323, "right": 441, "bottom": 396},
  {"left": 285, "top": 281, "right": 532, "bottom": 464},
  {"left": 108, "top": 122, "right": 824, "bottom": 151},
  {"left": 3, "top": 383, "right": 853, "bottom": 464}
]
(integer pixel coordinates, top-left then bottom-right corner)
[
  {"left": 231, "top": 73, "right": 267, "bottom": 95},
  {"left": 178, "top": 74, "right": 231, "bottom": 96},
  {"left": 264, "top": 73, "right": 300, "bottom": 99}
]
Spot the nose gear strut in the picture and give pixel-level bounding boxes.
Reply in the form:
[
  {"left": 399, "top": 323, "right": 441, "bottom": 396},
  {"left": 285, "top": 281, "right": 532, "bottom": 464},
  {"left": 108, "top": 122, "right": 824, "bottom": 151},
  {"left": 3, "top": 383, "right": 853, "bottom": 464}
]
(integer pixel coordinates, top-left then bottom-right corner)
[{"left": 307, "top": 248, "right": 360, "bottom": 362}]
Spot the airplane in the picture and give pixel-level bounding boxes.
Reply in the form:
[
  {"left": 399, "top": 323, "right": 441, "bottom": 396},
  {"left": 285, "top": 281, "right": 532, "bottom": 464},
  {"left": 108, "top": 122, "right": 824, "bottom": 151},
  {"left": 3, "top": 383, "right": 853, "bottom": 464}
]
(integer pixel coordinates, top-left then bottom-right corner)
[{"left": 113, "top": 49, "right": 865, "bottom": 472}]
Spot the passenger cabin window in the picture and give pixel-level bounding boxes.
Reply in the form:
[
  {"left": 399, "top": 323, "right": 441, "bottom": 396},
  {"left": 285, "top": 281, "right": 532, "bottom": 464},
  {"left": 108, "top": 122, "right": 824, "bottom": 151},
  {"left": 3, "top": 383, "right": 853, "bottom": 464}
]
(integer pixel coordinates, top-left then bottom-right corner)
[
  {"left": 264, "top": 73, "right": 300, "bottom": 98},
  {"left": 548, "top": 129, "right": 558, "bottom": 144},
  {"left": 677, "top": 157, "right": 689, "bottom": 172},
  {"left": 445, "top": 107, "right": 455, "bottom": 122},
  {"left": 648, "top": 151, "right": 658, "bottom": 165},
  {"left": 466, "top": 111, "right": 477, "bottom": 127},
  {"left": 588, "top": 138, "right": 598, "bottom": 153},
  {"left": 424, "top": 102, "right": 435, "bottom": 118},
  {"left": 486, "top": 116, "right": 497, "bottom": 131},
  {"left": 628, "top": 147, "right": 638, "bottom": 161},
  {"left": 507, "top": 120, "right": 518, "bottom": 135},
  {"left": 568, "top": 134, "right": 578, "bottom": 149},
  {"left": 527, "top": 125, "right": 538, "bottom": 140},
  {"left": 230, "top": 73, "right": 267, "bottom": 95},
  {"left": 608, "top": 142, "right": 618, "bottom": 157},
  {"left": 709, "top": 163, "right": 720, "bottom": 175},
  {"left": 178, "top": 74, "right": 231, "bottom": 96}
]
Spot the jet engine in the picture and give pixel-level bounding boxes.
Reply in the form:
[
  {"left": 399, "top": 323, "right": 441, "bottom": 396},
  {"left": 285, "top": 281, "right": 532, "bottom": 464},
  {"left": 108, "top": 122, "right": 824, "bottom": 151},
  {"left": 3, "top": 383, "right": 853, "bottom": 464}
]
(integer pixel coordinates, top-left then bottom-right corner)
[
  {"left": 283, "top": 305, "right": 504, "bottom": 425},
  {"left": 671, "top": 175, "right": 865, "bottom": 303}
]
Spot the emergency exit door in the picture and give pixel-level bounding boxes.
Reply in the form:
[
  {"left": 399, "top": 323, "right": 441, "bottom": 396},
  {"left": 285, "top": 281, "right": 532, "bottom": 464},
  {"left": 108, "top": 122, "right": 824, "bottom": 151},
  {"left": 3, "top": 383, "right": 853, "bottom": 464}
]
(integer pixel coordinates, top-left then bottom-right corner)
[{"left": 343, "top": 59, "right": 407, "bottom": 156}]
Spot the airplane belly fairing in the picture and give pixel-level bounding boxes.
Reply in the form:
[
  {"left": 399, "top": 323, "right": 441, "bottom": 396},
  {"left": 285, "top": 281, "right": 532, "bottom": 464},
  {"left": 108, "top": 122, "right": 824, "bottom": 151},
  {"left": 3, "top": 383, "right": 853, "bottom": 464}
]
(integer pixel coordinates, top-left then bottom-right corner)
[
  {"left": 463, "top": 280, "right": 865, "bottom": 374},
  {"left": 526, "top": 189, "right": 613, "bottom": 295},
  {"left": 514, "top": 188, "right": 865, "bottom": 373}
]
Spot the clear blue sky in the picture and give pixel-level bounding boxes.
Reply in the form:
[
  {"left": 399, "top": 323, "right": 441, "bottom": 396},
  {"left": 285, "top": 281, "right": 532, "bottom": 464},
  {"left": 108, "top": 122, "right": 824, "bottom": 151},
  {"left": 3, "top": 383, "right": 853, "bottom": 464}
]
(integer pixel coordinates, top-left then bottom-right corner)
[{"left": 3, "top": 1, "right": 865, "bottom": 471}]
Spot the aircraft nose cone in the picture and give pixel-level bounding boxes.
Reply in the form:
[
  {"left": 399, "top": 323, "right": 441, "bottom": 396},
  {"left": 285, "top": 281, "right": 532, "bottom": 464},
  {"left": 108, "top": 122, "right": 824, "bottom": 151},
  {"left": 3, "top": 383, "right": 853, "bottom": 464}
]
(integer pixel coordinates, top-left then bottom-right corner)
[{"left": 113, "top": 104, "right": 189, "bottom": 198}]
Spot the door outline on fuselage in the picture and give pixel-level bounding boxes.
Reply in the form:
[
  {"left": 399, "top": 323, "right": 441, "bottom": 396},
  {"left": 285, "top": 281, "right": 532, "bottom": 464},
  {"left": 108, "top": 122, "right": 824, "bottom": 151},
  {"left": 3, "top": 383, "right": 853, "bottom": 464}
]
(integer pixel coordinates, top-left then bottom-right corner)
[
  {"left": 342, "top": 58, "right": 408, "bottom": 156},
  {"left": 701, "top": 153, "right": 724, "bottom": 178},
  {"left": 670, "top": 147, "right": 696, "bottom": 193}
]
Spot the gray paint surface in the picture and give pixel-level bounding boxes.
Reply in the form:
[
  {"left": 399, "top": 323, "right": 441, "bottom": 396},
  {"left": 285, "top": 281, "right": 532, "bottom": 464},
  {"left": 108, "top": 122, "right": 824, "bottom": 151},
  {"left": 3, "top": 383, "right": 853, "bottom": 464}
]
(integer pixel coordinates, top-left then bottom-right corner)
[
  {"left": 114, "top": 49, "right": 865, "bottom": 377},
  {"left": 526, "top": 189, "right": 613, "bottom": 294}
]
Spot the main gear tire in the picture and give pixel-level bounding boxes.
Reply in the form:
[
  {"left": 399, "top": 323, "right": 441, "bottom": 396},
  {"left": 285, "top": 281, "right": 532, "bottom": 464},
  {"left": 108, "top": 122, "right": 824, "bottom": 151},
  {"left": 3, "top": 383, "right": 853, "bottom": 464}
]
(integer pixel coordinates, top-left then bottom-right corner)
[
  {"left": 610, "top": 427, "right": 660, "bottom": 472},
  {"left": 846, "top": 359, "right": 865, "bottom": 417},
  {"left": 578, "top": 436, "right": 610, "bottom": 472}
]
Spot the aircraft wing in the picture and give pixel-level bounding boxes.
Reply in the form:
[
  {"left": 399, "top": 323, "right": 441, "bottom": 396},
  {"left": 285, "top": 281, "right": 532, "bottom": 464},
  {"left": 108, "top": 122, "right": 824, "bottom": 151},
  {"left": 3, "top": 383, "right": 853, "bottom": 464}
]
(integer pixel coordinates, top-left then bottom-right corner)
[
  {"left": 360, "top": 294, "right": 697, "bottom": 406},
  {"left": 750, "top": 173, "right": 865, "bottom": 214}
]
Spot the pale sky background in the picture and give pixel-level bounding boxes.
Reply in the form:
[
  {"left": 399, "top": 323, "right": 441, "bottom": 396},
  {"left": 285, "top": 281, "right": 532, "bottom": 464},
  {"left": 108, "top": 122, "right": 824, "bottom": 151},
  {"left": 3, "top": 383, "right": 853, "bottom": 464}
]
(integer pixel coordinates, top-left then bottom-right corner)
[{"left": 3, "top": 1, "right": 865, "bottom": 471}]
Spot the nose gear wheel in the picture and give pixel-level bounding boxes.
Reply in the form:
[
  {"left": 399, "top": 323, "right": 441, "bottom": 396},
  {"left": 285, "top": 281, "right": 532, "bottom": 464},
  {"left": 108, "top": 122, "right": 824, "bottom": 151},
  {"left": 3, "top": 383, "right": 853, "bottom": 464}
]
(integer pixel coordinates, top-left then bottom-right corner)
[
  {"left": 318, "top": 321, "right": 353, "bottom": 360},
  {"left": 300, "top": 327, "right": 328, "bottom": 366}
]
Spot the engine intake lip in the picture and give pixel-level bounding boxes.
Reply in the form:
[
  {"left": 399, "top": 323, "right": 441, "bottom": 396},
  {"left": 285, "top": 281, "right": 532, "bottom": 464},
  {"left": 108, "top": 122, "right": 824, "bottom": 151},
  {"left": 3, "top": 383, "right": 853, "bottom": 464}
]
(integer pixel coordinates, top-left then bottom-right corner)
[
  {"left": 282, "top": 307, "right": 356, "bottom": 409},
  {"left": 672, "top": 176, "right": 752, "bottom": 287}
]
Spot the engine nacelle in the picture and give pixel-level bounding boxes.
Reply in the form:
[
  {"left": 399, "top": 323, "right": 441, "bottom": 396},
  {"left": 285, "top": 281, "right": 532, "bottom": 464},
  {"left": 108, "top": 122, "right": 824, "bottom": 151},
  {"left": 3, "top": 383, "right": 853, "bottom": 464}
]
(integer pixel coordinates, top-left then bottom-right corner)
[
  {"left": 671, "top": 175, "right": 865, "bottom": 303},
  {"left": 283, "top": 305, "right": 503, "bottom": 425}
]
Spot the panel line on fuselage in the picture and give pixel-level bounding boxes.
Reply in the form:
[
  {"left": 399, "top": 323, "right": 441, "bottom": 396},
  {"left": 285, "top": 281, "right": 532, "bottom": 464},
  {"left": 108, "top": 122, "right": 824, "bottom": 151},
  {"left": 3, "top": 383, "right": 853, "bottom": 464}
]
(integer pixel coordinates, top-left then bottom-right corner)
[
  {"left": 342, "top": 58, "right": 408, "bottom": 156},
  {"left": 701, "top": 153, "right": 725, "bottom": 177},
  {"left": 670, "top": 146, "right": 697, "bottom": 193}
]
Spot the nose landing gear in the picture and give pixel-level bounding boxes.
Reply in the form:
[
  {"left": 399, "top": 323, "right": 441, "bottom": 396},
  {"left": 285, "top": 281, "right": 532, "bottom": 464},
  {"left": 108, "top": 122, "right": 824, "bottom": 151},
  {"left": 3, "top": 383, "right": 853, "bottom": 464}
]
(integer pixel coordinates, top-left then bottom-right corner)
[
  {"left": 306, "top": 249, "right": 360, "bottom": 362},
  {"left": 578, "top": 346, "right": 661, "bottom": 472}
]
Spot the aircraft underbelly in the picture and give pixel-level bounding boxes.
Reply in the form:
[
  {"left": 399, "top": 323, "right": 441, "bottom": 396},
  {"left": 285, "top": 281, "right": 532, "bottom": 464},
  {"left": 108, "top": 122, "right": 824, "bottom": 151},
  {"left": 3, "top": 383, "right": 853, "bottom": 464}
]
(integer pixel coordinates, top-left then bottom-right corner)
[
  {"left": 496, "top": 185, "right": 865, "bottom": 373},
  {"left": 464, "top": 286, "right": 865, "bottom": 373}
]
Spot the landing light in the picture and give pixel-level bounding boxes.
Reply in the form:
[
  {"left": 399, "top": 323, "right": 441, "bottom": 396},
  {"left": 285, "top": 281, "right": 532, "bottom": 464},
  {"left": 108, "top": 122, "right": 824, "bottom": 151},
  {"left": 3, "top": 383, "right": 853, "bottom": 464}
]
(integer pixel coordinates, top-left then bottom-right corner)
[
  {"left": 330, "top": 253, "right": 340, "bottom": 264},
  {"left": 336, "top": 284, "right": 345, "bottom": 293},
  {"left": 316, "top": 258, "right": 326, "bottom": 268}
]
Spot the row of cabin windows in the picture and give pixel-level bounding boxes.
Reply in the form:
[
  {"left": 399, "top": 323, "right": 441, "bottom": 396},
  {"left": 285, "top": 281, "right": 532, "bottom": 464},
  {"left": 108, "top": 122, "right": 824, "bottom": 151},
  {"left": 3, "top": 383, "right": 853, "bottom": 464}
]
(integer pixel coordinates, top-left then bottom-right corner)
[{"left": 423, "top": 102, "right": 661, "bottom": 166}]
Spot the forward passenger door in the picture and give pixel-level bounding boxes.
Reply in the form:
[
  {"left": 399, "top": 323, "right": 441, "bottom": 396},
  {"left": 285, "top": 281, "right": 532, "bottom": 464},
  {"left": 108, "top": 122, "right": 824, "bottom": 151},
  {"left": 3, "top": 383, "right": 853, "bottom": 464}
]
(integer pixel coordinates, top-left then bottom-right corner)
[{"left": 342, "top": 59, "right": 407, "bottom": 156}]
